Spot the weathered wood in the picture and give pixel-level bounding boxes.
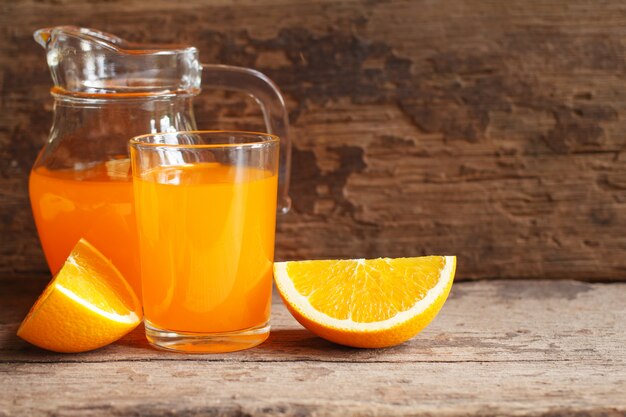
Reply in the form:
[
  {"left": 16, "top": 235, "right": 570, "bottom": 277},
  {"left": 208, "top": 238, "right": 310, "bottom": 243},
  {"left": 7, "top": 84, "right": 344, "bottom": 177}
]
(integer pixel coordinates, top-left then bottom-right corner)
[
  {"left": 1, "top": 0, "right": 626, "bottom": 281},
  {"left": 1, "top": 278, "right": 625, "bottom": 416}
]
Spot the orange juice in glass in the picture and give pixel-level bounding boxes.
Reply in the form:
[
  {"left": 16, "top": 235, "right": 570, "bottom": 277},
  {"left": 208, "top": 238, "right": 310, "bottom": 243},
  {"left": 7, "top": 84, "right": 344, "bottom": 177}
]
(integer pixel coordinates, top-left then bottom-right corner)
[{"left": 130, "top": 131, "right": 279, "bottom": 353}]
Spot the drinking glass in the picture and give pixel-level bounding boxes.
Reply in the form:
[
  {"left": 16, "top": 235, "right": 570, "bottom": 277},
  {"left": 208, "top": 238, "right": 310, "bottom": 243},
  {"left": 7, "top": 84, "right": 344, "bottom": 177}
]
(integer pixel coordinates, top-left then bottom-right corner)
[{"left": 130, "top": 131, "right": 279, "bottom": 353}]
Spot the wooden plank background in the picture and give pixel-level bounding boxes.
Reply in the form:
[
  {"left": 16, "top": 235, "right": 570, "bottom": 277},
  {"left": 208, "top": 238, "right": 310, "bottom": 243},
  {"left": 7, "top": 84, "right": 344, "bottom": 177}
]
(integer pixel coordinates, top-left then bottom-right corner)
[{"left": 1, "top": 0, "right": 625, "bottom": 281}]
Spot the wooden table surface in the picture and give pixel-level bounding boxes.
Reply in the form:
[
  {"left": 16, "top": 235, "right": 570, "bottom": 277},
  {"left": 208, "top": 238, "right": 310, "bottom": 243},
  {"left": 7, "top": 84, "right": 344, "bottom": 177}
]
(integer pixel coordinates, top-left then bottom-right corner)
[{"left": 1, "top": 278, "right": 625, "bottom": 416}]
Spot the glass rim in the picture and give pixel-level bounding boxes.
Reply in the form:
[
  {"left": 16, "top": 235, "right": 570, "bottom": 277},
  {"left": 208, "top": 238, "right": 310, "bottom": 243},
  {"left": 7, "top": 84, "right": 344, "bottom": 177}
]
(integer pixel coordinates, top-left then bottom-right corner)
[{"left": 129, "top": 130, "right": 280, "bottom": 150}]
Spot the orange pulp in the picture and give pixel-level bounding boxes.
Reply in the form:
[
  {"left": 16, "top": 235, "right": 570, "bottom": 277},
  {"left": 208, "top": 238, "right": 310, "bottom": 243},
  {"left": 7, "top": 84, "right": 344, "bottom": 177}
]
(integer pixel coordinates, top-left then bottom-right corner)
[
  {"left": 29, "top": 162, "right": 141, "bottom": 298},
  {"left": 133, "top": 163, "right": 278, "bottom": 333}
]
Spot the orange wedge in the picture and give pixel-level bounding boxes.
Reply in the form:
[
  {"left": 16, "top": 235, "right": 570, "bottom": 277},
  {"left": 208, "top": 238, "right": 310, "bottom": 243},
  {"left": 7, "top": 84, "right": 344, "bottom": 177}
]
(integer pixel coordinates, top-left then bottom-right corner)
[
  {"left": 17, "top": 239, "right": 142, "bottom": 353},
  {"left": 274, "top": 256, "right": 455, "bottom": 348}
]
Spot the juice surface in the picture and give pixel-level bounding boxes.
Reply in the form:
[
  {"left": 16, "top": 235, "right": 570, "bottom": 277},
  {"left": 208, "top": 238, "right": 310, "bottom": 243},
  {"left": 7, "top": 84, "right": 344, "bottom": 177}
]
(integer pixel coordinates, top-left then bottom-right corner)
[
  {"left": 29, "top": 162, "right": 141, "bottom": 298},
  {"left": 134, "top": 163, "right": 278, "bottom": 333}
]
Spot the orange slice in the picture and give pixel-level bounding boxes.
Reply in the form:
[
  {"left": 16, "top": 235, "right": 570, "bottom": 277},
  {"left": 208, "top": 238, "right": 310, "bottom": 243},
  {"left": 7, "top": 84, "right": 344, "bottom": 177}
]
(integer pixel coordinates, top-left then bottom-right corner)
[
  {"left": 17, "top": 239, "right": 142, "bottom": 353},
  {"left": 274, "top": 256, "right": 455, "bottom": 348}
]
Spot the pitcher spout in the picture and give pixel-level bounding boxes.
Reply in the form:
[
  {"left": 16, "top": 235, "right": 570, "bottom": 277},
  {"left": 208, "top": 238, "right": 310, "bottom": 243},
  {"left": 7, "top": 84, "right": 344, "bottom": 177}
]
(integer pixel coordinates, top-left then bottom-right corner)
[
  {"left": 34, "top": 26, "right": 125, "bottom": 50},
  {"left": 33, "top": 27, "right": 51, "bottom": 49},
  {"left": 33, "top": 26, "right": 201, "bottom": 96}
]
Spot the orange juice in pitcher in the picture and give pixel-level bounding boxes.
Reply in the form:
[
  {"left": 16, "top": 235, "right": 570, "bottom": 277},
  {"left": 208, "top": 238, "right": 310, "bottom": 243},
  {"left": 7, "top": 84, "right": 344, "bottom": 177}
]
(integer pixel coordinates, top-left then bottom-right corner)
[{"left": 29, "top": 161, "right": 139, "bottom": 292}]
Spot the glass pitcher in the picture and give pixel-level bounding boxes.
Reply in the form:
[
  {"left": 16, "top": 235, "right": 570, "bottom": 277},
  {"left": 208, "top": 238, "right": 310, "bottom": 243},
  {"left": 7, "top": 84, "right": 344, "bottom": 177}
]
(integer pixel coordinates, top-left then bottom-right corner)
[{"left": 29, "top": 26, "right": 291, "bottom": 298}]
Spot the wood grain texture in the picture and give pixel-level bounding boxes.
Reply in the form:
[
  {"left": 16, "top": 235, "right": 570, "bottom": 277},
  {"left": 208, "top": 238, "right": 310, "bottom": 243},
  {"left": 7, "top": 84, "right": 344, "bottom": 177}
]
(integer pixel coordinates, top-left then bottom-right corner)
[
  {"left": 1, "top": 0, "right": 626, "bottom": 280},
  {"left": 1, "top": 278, "right": 625, "bottom": 416}
]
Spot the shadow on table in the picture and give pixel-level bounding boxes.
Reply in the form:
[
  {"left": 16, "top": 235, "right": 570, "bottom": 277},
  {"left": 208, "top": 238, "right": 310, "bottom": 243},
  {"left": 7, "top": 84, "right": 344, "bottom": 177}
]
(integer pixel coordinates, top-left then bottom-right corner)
[
  {"left": 258, "top": 328, "right": 342, "bottom": 351},
  {"left": 253, "top": 328, "right": 415, "bottom": 360},
  {"left": 114, "top": 327, "right": 357, "bottom": 356},
  {"left": 115, "top": 327, "right": 370, "bottom": 359},
  {"left": 3, "top": 326, "right": 417, "bottom": 362}
]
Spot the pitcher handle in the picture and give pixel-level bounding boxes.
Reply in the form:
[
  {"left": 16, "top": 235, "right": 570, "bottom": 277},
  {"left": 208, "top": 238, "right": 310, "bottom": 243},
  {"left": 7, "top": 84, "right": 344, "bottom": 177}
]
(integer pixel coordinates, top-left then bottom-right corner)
[{"left": 200, "top": 64, "right": 291, "bottom": 213}]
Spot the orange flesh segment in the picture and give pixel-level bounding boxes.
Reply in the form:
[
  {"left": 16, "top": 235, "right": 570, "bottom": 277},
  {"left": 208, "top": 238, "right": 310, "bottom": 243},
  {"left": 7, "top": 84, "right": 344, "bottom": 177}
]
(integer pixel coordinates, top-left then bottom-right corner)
[{"left": 286, "top": 256, "right": 446, "bottom": 322}]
